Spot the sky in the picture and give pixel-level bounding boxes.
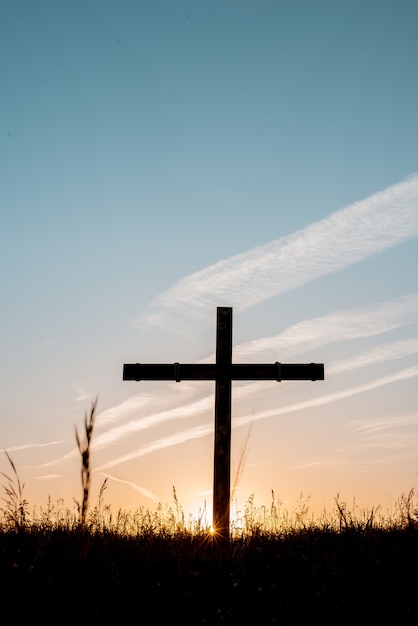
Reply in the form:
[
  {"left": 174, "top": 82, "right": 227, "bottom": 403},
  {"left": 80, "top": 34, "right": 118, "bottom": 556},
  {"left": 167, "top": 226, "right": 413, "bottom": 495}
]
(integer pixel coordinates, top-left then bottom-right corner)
[{"left": 1, "top": 0, "right": 418, "bottom": 523}]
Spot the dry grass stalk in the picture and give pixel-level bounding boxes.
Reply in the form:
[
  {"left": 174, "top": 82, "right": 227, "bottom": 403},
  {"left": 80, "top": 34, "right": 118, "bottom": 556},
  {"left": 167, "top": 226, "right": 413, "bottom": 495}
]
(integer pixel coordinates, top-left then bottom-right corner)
[
  {"left": 231, "top": 423, "right": 253, "bottom": 504},
  {"left": 75, "top": 397, "right": 98, "bottom": 527},
  {"left": 1, "top": 449, "right": 27, "bottom": 529}
]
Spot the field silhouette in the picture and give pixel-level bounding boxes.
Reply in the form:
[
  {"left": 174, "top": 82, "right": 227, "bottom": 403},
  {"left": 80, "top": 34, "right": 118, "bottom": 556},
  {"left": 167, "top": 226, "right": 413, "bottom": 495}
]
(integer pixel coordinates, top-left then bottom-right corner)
[{"left": 2, "top": 402, "right": 418, "bottom": 624}]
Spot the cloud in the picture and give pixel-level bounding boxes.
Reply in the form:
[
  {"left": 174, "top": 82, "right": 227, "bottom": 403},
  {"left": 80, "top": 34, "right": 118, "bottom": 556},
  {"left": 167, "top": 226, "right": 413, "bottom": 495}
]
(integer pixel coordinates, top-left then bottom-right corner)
[
  {"left": 96, "top": 422, "right": 213, "bottom": 471},
  {"left": 232, "top": 332, "right": 418, "bottom": 401},
  {"left": 96, "top": 365, "right": 418, "bottom": 471},
  {"left": 88, "top": 292, "right": 418, "bottom": 461},
  {"left": 93, "top": 394, "right": 215, "bottom": 450},
  {"left": 74, "top": 387, "right": 92, "bottom": 402},
  {"left": 99, "top": 472, "right": 159, "bottom": 502},
  {"left": 229, "top": 293, "right": 418, "bottom": 362},
  {"left": 328, "top": 336, "right": 418, "bottom": 375},
  {"left": 139, "top": 174, "right": 418, "bottom": 331},
  {"left": 347, "top": 413, "right": 418, "bottom": 435},
  {"left": 295, "top": 412, "right": 418, "bottom": 471},
  {"left": 39, "top": 331, "right": 417, "bottom": 474},
  {"left": 97, "top": 395, "right": 156, "bottom": 426},
  {"left": 33, "top": 289, "right": 418, "bottom": 475},
  {"left": 3, "top": 440, "right": 66, "bottom": 453},
  {"left": 233, "top": 365, "right": 418, "bottom": 428},
  {"left": 35, "top": 474, "right": 64, "bottom": 480},
  {"left": 36, "top": 448, "right": 78, "bottom": 469}
]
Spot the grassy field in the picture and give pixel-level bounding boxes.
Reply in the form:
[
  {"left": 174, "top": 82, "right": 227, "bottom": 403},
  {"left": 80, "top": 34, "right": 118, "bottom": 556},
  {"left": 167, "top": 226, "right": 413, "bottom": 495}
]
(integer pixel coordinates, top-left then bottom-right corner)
[
  {"left": 2, "top": 502, "right": 418, "bottom": 624},
  {"left": 2, "top": 402, "right": 418, "bottom": 624}
]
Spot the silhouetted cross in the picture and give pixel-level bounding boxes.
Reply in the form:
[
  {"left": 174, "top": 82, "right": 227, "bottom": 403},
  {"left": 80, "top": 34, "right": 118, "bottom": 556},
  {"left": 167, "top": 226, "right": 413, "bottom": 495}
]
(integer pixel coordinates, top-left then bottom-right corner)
[{"left": 123, "top": 307, "right": 324, "bottom": 540}]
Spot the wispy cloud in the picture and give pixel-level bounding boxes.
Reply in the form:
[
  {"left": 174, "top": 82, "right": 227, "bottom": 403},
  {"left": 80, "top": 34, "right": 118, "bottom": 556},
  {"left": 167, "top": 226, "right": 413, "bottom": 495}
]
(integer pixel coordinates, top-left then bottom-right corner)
[
  {"left": 94, "top": 394, "right": 215, "bottom": 449},
  {"left": 2, "top": 440, "right": 66, "bottom": 453},
  {"left": 39, "top": 337, "right": 417, "bottom": 473},
  {"left": 74, "top": 387, "right": 92, "bottom": 402},
  {"left": 33, "top": 289, "right": 418, "bottom": 474},
  {"left": 89, "top": 293, "right": 418, "bottom": 459},
  {"left": 228, "top": 293, "right": 418, "bottom": 362},
  {"left": 232, "top": 332, "right": 418, "bottom": 399},
  {"left": 294, "top": 412, "right": 418, "bottom": 471},
  {"left": 233, "top": 365, "right": 418, "bottom": 429},
  {"left": 7, "top": 293, "right": 418, "bottom": 467},
  {"left": 97, "top": 292, "right": 418, "bottom": 434},
  {"left": 347, "top": 413, "right": 418, "bottom": 435},
  {"left": 35, "top": 474, "right": 64, "bottom": 480},
  {"left": 328, "top": 337, "right": 418, "bottom": 375},
  {"left": 99, "top": 472, "right": 160, "bottom": 502},
  {"left": 96, "top": 365, "right": 418, "bottom": 471},
  {"left": 36, "top": 448, "right": 78, "bottom": 469},
  {"left": 140, "top": 174, "right": 418, "bottom": 331},
  {"left": 97, "top": 395, "right": 156, "bottom": 425},
  {"left": 96, "top": 423, "right": 213, "bottom": 471}
]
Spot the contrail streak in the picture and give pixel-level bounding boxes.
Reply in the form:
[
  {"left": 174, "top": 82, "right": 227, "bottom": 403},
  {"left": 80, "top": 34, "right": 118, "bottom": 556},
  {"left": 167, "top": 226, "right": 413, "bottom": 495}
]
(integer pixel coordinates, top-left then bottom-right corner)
[
  {"left": 2, "top": 440, "right": 66, "bottom": 453},
  {"left": 140, "top": 175, "right": 418, "bottom": 331},
  {"left": 99, "top": 472, "right": 160, "bottom": 501},
  {"left": 94, "top": 394, "right": 214, "bottom": 449},
  {"left": 328, "top": 337, "right": 418, "bottom": 375},
  {"left": 99, "top": 292, "right": 418, "bottom": 432},
  {"left": 96, "top": 423, "right": 212, "bottom": 471},
  {"left": 226, "top": 293, "right": 418, "bottom": 362},
  {"left": 96, "top": 365, "right": 418, "bottom": 471},
  {"left": 233, "top": 365, "right": 418, "bottom": 428},
  {"left": 91, "top": 293, "right": 418, "bottom": 455}
]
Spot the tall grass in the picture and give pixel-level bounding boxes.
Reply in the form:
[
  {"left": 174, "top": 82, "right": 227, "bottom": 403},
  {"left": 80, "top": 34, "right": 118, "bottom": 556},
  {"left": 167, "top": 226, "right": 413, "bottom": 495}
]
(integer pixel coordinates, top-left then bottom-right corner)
[
  {"left": 1, "top": 400, "right": 418, "bottom": 538},
  {"left": 1, "top": 397, "right": 417, "bottom": 535},
  {"left": 2, "top": 401, "right": 418, "bottom": 623},
  {"left": 1, "top": 449, "right": 28, "bottom": 530},
  {"left": 1, "top": 467, "right": 418, "bottom": 624},
  {"left": 1, "top": 442, "right": 418, "bottom": 535},
  {"left": 74, "top": 396, "right": 97, "bottom": 527}
]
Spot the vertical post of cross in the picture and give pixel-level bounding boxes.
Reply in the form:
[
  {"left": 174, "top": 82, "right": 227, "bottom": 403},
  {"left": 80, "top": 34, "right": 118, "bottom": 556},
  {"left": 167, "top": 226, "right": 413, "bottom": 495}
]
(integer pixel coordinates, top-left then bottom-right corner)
[{"left": 213, "top": 306, "right": 233, "bottom": 541}]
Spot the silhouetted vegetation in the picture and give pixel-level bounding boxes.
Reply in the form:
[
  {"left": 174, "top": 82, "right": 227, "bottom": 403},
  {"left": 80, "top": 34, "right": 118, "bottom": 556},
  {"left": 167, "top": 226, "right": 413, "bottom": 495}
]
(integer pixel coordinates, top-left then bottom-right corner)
[
  {"left": 2, "top": 401, "right": 418, "bottom": 623},
  {"left": 2, "top": 504, "right": 418, "bottom": 624}
]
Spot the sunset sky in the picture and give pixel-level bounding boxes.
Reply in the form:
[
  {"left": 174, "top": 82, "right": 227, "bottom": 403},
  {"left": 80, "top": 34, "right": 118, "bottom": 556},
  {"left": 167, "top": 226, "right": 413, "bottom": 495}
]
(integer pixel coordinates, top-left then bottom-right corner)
[{"left": 2, "top": 1, "right": 418, "bottom": 522}]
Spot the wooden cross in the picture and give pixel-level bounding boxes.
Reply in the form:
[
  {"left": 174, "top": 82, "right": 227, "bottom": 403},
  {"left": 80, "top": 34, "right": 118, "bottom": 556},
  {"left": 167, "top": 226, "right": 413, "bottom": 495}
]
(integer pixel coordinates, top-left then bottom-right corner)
[{"left": 123, "top": 306, "right": 324, "bottom": 540}]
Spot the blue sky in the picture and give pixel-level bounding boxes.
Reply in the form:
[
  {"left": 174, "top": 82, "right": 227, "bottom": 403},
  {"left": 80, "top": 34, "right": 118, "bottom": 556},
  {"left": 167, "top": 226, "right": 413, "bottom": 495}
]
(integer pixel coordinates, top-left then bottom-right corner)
[{"left": 1, "top": 1, "right": 418, "bottom": 520}]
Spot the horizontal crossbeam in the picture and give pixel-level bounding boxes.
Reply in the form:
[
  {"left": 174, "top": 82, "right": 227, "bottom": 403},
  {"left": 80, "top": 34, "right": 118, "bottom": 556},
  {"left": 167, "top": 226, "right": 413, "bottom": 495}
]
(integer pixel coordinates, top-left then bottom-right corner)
[{"left": 123, "top": 362, "right": 324, "bottom": 382}]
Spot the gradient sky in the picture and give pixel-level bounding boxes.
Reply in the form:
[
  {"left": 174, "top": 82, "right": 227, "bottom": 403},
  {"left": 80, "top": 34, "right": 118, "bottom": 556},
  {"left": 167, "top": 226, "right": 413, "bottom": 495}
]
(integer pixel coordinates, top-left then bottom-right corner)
[{"left": 2, "top": 0, "right": 418, "bottom": 522}]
